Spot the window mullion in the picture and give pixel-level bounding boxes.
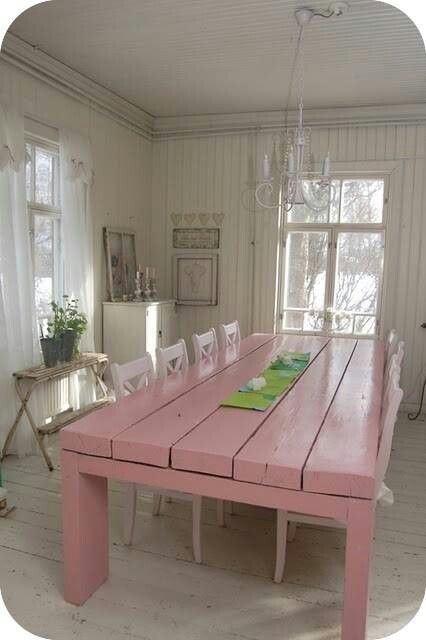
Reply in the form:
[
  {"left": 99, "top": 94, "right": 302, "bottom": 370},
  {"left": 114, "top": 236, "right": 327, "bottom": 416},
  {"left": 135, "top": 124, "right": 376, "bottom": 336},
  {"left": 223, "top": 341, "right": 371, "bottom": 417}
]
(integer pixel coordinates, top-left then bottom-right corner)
[{"left": 326, "top": 228, "right": 338, "bottom": 333}]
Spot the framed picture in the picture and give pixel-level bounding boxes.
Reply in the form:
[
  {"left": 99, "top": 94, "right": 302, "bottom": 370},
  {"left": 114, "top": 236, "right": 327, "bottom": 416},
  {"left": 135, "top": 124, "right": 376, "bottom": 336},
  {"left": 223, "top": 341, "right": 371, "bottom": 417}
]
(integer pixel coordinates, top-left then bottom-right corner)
[
  {"left": 172, "top": 228, "right": 220, "bottom": 249},
  {"left": 173, "top": 254, "right": 218, "bottom": 306},
  {"left": 103, "top": 227, "right": 137, "bottom": 301}
]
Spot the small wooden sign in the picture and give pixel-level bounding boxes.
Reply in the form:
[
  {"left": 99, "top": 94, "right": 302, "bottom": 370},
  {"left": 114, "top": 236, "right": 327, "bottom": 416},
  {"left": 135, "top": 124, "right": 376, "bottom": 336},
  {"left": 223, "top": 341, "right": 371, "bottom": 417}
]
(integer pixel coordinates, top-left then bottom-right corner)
[{"left": 173, "top": 227, "right": 220, "bottom": 250}]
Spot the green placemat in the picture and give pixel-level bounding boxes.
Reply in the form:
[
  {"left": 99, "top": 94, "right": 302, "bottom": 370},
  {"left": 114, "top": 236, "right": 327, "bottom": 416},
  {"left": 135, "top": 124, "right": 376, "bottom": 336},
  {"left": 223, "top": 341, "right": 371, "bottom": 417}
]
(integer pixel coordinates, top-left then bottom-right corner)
[{"left": 221, "top": 351, "right": 310, "bottom": 412}]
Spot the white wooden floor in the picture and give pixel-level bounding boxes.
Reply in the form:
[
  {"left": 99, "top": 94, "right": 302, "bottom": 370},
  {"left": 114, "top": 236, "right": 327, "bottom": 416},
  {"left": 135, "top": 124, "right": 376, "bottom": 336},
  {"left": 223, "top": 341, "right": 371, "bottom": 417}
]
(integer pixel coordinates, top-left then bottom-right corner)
[{"left": 0, "top": 413, "right": 425, "bottom": 640}]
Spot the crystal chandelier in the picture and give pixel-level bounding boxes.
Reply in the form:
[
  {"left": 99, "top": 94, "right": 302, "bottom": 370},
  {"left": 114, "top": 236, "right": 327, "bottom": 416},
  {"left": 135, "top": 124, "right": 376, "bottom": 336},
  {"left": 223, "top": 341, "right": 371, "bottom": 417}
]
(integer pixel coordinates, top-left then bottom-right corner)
[{"left": 255, "top": 2, "right": 349, "bottom": 214}]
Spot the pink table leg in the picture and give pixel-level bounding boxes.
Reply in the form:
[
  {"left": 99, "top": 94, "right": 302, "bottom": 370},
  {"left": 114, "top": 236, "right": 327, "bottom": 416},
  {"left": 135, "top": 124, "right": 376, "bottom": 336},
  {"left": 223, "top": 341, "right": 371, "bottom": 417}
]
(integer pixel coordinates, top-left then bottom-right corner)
[
  {"left": 342, "top": 499, "right": 375, "bottom": 639},
  {"left": 61, "top": 450, "right": 109, "bottom": 605}
]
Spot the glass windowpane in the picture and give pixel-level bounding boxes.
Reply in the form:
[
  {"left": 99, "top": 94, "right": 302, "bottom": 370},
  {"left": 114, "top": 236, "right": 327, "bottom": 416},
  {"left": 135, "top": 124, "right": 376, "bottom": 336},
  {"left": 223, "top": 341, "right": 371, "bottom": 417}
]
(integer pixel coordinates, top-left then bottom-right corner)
[
  {"left": 332, "top": 231, "right": 384, "bottom": 335},
  {"left": 282, "top": 231, "right": 328, "bottom": 331},
  {"left": 340, "top": 179, "right": 384, "bottom": 224},
  {"left": 33, "top": 215, "right": 54, "bottom": 320},
  {"left": 35, "top": 146, "right": 54, "bottom": 205}
]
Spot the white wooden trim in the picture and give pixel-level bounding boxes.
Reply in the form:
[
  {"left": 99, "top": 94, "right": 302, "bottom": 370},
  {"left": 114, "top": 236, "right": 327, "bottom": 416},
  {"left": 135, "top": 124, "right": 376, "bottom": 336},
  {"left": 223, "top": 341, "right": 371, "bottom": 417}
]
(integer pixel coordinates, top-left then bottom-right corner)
[
  {"left": 153, "top": 105, "right": 426, "bottom": 139},
  {"left": 1, "top": 33, "right": 154, "bottom": 140}
]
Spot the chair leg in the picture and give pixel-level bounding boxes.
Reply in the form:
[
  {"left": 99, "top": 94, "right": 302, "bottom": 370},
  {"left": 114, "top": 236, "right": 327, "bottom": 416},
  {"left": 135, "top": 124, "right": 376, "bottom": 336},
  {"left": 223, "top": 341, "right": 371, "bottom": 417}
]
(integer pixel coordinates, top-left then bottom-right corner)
[
  {"left": 274, "top": 510, "right": 289, "bottom": 583},
  {"left": 288, "top": 521, "right": 297, "bottom": 542},
  {"left": 123, "top": 483, "right": 137, "bottom": 545},
  {"left": 229, "top": 501, "right": 235, "bottom": 515},
  {"left": 217, "top": 499, "right": 225, "bottom": 526},
  {"left": 152, "top": 493, "right": 162, "bottom": 515},
  {"left": 192, "top": 495, "right": 202, "bottom": 564}
]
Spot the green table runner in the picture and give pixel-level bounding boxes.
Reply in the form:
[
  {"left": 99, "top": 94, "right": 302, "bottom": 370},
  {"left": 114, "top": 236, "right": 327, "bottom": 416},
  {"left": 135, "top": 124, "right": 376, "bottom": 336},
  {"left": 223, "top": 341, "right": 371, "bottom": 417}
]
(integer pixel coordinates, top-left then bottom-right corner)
[{"left": 221, "top": 352, "right": 310, "bottom": 412}]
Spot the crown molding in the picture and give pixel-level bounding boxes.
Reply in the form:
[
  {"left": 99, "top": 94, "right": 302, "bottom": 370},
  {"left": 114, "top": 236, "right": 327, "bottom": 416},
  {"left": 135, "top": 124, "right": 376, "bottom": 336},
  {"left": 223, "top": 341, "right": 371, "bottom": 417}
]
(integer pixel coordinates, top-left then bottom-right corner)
[
  {"left": 2, "top": 32, "right": 426, "bottom": 141},
  {"left": 1, "top": 33, "right": 154, "bottom": 139},
  {"left": 153, "top": 103, "right": 426, "bottom": 139}
]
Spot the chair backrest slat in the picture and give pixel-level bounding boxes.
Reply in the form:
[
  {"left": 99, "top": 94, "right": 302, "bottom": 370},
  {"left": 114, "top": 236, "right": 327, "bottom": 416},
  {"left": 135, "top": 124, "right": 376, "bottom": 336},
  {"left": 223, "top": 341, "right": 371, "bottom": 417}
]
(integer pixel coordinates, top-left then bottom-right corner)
[
  {"left": 218, "top": 321, "right": 241, "bottom": 350},
  {"left": 110, "top": 354, "right": 154, "bottom": 400},
  {"left": 384, "top": 329, "right": 399, "bottom": 371},
  {"left": 376, "top": 373, "right": 403, "bottom": 498},
  {"left": 192, "top": 328, "right": 218, "bottom": 364},
  {"left": 156, "top": 339, "right": 189, "bottom": 380}
]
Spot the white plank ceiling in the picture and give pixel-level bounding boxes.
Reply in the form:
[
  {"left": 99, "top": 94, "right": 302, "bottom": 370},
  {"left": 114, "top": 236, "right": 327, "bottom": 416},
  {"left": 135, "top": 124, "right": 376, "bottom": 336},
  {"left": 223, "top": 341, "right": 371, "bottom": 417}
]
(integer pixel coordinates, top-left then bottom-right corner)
[{"left": 8, "top": 0, "right": 426, "bottom": 117}]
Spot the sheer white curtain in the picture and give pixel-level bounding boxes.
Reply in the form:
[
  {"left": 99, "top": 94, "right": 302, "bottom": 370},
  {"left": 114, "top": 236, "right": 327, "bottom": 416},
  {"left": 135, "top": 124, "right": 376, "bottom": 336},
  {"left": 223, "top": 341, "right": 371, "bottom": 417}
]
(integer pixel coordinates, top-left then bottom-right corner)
[
  {"left": 0, "top": 104, "right": 40, "bottom": 455},
  {"left": 60, "top": 129, "right": 95, "bottom": 408}
]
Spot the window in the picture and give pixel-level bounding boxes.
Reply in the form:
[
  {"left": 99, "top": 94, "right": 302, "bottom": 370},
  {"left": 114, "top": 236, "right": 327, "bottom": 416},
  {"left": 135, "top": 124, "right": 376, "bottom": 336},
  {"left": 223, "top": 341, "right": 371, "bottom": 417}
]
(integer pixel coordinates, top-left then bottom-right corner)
[
  {"left": 279, "top": 177, "right": 387, "bottom": 337},
  {"left": 25, "top": 137, "right": 62, "bottom": 326}
]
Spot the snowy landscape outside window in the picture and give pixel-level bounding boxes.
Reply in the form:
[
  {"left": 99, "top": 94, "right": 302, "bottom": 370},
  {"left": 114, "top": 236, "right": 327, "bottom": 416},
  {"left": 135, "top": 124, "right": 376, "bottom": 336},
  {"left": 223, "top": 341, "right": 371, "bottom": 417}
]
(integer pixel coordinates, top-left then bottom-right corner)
[{"left": 279, "top": 177, "right": 386, "bottom": 337}]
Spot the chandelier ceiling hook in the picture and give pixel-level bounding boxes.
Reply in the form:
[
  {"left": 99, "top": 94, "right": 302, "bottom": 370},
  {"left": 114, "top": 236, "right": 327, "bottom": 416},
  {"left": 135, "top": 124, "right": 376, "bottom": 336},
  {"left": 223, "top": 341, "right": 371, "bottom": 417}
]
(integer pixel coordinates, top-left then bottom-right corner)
[{"left": 295, "top": 2, "right": 349, "bottom": 25}]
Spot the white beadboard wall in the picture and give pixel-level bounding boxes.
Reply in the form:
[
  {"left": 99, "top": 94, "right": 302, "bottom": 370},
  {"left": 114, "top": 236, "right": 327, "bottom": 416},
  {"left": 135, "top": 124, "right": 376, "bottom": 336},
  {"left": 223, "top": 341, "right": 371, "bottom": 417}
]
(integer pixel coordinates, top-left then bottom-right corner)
[
  {"left": 0, "top": 60, "right": 153, "bottom": 351},
  {"left": 150, "top": 124, "right": 426, "bottom": 405}
]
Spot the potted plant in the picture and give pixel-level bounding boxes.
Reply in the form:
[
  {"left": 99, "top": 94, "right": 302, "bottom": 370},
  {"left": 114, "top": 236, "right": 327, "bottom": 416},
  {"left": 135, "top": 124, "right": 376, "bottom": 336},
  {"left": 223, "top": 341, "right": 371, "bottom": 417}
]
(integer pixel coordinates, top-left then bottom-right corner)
[
  {"left": 40, "top": 302, "right": 63, "bottom": 368},
  {"left": 40, "top": 297, "right": 88, "bottom": 367},
  {"left": 63, "top": 296, "right": 88, "bottom": 359}
]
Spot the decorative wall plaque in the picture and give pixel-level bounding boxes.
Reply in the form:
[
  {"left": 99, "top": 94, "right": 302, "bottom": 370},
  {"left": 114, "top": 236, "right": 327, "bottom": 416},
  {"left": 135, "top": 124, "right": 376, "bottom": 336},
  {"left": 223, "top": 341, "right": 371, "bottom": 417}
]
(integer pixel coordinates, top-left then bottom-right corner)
[
  {"left": 173, "top": 254, "right": 218, "bottom": 306},
  {"left": 173, "top": 227, "right": 220, "bottom": 250}
]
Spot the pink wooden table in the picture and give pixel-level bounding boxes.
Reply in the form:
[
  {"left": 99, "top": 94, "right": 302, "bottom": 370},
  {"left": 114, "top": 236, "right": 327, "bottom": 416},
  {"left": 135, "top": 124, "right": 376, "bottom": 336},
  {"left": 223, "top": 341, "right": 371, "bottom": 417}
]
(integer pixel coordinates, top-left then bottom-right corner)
[{"left": 60, "top": 333, "right": 384, "bottom": 640}]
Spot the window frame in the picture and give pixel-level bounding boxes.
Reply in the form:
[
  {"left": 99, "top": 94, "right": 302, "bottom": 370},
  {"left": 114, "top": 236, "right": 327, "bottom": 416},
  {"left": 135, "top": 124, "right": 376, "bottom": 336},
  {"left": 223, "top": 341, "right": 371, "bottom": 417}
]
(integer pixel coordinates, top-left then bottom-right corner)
[
  {"left": 26, "top": 134, "right": 63, "bottom": 323},
  {"left": 277, "top": 171, "right": 389, "bottom": 339}
]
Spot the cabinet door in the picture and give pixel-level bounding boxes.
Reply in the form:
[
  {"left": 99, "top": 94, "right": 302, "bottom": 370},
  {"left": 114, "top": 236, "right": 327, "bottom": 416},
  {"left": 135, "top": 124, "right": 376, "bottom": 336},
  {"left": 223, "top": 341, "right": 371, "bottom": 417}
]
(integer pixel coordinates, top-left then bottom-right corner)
[
  {"left": 159, "top": 303, "right": 177, "bottom": 348},
  {"left": 145, "top": 305, "right": 161, "bottom": 360},
  {"left": 103, "top": 305, "right": 147, "bottom": 365}
]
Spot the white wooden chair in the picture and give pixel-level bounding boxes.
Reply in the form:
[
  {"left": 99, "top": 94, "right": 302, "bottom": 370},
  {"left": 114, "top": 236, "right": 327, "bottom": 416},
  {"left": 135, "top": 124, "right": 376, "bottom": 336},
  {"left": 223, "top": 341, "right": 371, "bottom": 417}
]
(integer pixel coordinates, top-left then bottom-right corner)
[
  {"left": 384, "top": 329, "right": 399, "bottom": 371},
  {"left": 155, "top": 339, "right": 202, "bottom": 561},
  {"left": 111, "top": 353, "right": 202, "bottom": 563},
  {"left": 110, "top": 355, "right": 160, "bottom": 544},
  {"left": 218, "top": 320, "right": 241, "bottom": 350},
  {"left": 274, "top": 368, "right": 403, "bottom": 584},
  {"left": 216, "top": 322, "right": 241, "bottom": 520},
  {"left": 192, "top": 328, "right": 219, "bottom": 364},
  {"left": 191, "top": 328, "right": 229, "bottom": 526},
  {"left": 110, "top": 353, "right": 155, "bottom": 398},
  {"left": 156, "top": 339, "right": 189, "bottom": 380}
]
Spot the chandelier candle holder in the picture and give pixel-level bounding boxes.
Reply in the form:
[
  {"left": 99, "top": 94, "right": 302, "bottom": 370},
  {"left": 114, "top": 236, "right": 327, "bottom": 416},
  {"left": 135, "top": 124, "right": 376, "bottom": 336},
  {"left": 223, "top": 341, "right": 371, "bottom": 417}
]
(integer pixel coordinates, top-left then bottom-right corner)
[{"left": 255, "top": 2, "right": 348, "bottom": 215}]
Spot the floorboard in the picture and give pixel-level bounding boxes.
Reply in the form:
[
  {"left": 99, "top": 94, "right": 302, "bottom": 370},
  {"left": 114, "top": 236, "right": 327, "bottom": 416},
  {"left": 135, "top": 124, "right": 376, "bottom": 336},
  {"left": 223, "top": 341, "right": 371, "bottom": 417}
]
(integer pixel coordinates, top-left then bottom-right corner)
[{"left": 0, "top": 413, "right": 425, "bottom": 639}]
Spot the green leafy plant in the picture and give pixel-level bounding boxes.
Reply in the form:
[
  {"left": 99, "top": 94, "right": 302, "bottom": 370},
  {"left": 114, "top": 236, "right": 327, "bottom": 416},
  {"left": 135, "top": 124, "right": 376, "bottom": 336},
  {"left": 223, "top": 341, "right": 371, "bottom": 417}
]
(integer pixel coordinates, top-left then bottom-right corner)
[{"left": 47, "top": 296, "right": 88, "bottom": 357}]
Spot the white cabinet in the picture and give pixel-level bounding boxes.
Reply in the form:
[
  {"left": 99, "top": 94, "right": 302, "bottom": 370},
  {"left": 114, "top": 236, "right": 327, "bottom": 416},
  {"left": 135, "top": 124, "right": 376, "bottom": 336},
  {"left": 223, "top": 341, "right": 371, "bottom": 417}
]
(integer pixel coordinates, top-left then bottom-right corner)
[{"left": 102, "top": 300, "right": 177, "bottom": 365}]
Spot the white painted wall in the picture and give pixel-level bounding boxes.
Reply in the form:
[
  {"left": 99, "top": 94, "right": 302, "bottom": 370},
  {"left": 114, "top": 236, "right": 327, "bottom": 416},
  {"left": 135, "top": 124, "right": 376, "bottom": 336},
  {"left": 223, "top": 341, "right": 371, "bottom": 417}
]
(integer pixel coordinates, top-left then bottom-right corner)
[
  {"left": 150, "top": 124, "right": 426, "bottom": 406},
  {"left": 0, "top": 60, "right": 153, "bottom": 351},
  {"left": 2, "top": 57, "right": 425, "bottom": 408}
]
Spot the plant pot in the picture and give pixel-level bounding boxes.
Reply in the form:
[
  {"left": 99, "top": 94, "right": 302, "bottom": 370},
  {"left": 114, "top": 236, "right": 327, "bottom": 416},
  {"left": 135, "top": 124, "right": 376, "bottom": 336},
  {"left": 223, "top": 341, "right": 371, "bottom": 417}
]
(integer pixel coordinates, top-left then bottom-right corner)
[
  {"left": 40, "top": 337, "right": 61, "bottom": 368},
  {"left": 60, "top": 330, "right": 76, "bottom": 362}
]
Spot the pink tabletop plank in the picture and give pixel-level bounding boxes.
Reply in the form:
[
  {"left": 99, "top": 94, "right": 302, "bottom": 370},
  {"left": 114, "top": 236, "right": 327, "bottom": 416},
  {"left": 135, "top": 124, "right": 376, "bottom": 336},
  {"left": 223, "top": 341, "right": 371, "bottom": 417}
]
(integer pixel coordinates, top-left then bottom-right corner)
[
  {"left": 303, "top": 339, "right": 383, "bottom": 499},
  {"left": 234, "top": 337, "right": 357, "bottom": 489},
  {"left": 171, "top": 336, "right": 330, "bottom": 477},
  {"left": 60, "top": 333, "right": 275, "bottom": 457},
  {"left": 112, "top": 334, "right": 317, "bottom": 466}
]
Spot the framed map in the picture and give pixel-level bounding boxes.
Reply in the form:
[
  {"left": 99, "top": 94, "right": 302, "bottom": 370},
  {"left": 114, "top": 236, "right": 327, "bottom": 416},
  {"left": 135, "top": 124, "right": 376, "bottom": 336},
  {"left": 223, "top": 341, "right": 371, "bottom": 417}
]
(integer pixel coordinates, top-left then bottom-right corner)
[
  {"left": 173, "top": 254, "right": 218, "bottom": 306},
  {"left": 172, "top": 228, "right": 220, "bottom": 249}
]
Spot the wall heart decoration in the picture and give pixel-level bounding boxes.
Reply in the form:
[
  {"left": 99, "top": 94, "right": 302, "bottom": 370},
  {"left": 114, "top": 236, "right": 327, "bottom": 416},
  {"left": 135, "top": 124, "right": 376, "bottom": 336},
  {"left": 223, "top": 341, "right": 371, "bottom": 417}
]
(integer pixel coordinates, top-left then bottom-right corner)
[
  {"left": 184, "top": 213, "right": 196, "bottom": 226},
  {"left": 212, "top": 212, "right": 225, "bottom": 226},
  {"left": 198, "top": 213, "right": 210, "bottom": 226},
  {"left": 171, "top": 212, "right": 183, "bottom": 226}
]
